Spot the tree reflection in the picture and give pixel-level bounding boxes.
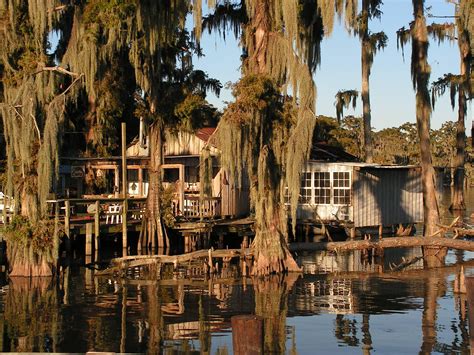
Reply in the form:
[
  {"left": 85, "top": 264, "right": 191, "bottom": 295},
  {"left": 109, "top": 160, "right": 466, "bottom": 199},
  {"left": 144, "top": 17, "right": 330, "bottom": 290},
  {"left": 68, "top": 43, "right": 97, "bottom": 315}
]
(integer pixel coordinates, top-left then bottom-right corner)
[
  {"left": 252, "top": 273, "right": 299, "bottom": 353},
  {"left": 3, "top": 277, "right": 60, "bottom": 352}
]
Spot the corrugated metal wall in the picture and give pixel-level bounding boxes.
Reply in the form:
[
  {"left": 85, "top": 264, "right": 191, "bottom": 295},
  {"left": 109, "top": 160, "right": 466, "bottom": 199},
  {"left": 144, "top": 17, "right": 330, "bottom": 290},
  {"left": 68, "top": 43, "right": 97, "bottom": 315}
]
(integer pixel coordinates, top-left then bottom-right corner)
[{"left": 353, "top": 168, "right": 423, "bottom": 227}]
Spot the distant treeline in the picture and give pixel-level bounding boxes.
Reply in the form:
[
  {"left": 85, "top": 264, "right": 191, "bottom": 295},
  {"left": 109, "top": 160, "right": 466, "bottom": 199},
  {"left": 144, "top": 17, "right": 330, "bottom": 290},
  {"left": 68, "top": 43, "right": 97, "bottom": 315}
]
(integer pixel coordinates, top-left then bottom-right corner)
[{"left": 315, "top": 115, "right": 473, "bottom": 183}]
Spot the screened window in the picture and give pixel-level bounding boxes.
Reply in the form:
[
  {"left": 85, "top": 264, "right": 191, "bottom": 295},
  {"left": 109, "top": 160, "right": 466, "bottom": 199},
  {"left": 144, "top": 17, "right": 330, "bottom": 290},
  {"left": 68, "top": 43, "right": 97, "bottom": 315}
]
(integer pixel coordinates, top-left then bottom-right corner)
[
  {"left": 333, "top": 172, "right": 351, "bottom": 205},
  {"left": 314, "top": 172, "right": 331, "bottom": 204},
  {"left": 299, "top": 172, "right": 312, "bottom": 204}
]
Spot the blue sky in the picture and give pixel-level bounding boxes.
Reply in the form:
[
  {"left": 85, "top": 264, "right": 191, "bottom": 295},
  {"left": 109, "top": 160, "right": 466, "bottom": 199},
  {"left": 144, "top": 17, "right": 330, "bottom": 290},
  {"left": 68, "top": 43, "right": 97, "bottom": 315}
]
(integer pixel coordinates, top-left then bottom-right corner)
[{"left": 193, "top": 0, "right": 472, "bottom": 132}]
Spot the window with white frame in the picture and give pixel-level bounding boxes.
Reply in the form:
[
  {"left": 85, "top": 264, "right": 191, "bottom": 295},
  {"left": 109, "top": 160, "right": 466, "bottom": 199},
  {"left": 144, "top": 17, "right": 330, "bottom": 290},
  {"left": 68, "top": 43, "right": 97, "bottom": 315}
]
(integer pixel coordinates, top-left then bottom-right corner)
[
  {"left": 333, "top": 171, "right": 351, "bottom": 205},
  {"left": 314, "top": 171, "right": 331, "bottom": 204},
  {"left": 299, "top": 172, "right": 312, "bottom": 204}
]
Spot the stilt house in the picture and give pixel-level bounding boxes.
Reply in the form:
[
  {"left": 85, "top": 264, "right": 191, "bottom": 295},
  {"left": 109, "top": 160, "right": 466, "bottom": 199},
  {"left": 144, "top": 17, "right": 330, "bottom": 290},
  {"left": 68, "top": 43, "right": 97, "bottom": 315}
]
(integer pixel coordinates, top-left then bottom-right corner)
[{"left": 295, "top": 143, "right": 441, "bottom": 232}]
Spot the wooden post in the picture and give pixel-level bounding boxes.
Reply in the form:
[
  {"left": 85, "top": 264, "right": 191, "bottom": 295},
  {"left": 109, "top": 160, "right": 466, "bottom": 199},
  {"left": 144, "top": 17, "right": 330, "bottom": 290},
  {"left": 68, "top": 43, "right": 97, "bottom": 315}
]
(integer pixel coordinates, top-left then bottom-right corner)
[
  {"left": 94, "top": 200, "right": 100, "bottom": 257},
  {"left": 231, "top": 315, "right": 263, "bottom": 355},
  {"left": 208, "top": 248, "right": 213, "bottom": 273},
  {"left": 378, "top": 225, "right": 383, "bottom": 239},
  {"left": 114, "top": 167, "right": 120, "bottom": 197},
  {"left": 138, "top": 168, "right": 143, "bottom": 196},
  {"left": 65, "top": 200, "right": 71, "bottom": 239},
  {"left": 465, "top": 276, "right": 474, "bottom": 351},
  {"left": 121, "top": 122, "right": 128, "bottom": 255},
  {"left": 85, "top": 222, "right": 93, "bottom": 255},
  {"left": 350, "top": 227, "right": 356, "bottom": 239}
]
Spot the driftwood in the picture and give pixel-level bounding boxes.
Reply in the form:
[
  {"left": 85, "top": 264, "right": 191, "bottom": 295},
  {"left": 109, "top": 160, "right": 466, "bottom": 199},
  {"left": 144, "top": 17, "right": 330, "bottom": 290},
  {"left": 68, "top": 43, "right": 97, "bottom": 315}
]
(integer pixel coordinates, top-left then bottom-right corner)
[
  {"left": 96, "top": 248, "right": 253, "bottom": 276},
  {"left": 389, "top": 256, "right": 423, "bottom": 271}
]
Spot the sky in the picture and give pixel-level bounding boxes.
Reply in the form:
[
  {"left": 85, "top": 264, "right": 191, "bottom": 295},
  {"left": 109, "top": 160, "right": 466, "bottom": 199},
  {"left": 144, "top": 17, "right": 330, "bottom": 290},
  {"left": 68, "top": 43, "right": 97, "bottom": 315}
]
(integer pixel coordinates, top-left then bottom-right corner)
[{"left": 192, "top": 0, "right": 472, "bottom": 132}]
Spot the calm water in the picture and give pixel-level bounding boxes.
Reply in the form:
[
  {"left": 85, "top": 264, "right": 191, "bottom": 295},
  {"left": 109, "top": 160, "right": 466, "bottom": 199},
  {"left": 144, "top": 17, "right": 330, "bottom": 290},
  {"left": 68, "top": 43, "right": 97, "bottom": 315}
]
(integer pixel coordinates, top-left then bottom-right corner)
[{"left": 1, "top": 189, "right": 474, "bottom": 354}]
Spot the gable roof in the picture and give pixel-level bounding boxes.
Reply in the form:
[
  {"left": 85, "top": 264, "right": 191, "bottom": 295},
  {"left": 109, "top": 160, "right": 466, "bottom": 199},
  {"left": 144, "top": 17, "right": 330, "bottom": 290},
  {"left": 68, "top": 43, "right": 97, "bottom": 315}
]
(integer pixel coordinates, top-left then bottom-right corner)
[{"left": 309, "top": 143, "right": 360, "bottom": 162}]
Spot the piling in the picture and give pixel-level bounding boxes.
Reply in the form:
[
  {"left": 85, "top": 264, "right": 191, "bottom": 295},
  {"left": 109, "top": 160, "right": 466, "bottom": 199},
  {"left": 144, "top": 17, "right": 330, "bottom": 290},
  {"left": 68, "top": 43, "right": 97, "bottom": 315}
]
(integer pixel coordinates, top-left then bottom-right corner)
[{"left": 231, "top": 315, "right": 263, "bottom": 355}]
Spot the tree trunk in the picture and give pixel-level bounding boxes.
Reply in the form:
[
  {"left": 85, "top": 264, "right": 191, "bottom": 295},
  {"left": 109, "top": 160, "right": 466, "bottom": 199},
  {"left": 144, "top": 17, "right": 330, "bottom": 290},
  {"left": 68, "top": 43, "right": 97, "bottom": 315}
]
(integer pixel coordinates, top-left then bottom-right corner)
[
  {"left": 361, "top": 0, "right": 374, "bottom": 163},
  {"left": 450, "top": 21, "right": 470, "bottom": 210},
  {"left": 140, "top": 122, "right": 168, "bottom": 250},
  {"left": 20, "top": 186, "right": 39, "bottom": 222},
  {"left": 244, "top": 1, "right": 301, "bottom": 275},
  {"left": 451, "top": 90, "right": 466, "bottom": 210},
  {"left": 411, "top": 0, "right": 440, "bottom": 237}
]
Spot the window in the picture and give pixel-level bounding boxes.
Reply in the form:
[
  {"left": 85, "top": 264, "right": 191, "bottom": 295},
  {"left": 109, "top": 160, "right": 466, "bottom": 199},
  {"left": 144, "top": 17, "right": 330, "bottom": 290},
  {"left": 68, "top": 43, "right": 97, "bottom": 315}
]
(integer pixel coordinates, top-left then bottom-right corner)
[
  {"left": 314, "top": 172, "right": 331, "bottom": 204},
  {"left": 299, "top": 172, "right": 312, "bottom": 204},
  {"left": 333, "top": 172, "right": 351, "bottom": 205}
]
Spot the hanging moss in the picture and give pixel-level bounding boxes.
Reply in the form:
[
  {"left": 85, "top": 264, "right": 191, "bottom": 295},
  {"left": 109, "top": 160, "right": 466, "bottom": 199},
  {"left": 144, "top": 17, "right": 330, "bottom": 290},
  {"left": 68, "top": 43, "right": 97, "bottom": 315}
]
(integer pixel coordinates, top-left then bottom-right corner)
[{"left": 334, "top": 89, "right": 358, "bottom": 122}]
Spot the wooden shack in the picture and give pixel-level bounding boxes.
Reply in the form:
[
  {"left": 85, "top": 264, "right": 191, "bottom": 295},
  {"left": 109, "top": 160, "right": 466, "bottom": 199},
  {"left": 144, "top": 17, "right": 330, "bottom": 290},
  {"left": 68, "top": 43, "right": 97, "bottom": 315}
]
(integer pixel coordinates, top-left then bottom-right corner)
[
  {"left": 126, "top": 127, "right": 250, "bottom": 219},
  {"left": 295, "top": 143, "right": 442, "bottom": 232}
]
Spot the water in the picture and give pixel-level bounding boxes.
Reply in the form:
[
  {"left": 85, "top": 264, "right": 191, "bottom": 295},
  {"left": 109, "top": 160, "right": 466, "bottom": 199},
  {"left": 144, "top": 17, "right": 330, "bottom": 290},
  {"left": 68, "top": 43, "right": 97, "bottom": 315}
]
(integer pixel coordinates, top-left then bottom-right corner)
[{"left": 1, "top": 189, "right": 474, "bottom": 354}]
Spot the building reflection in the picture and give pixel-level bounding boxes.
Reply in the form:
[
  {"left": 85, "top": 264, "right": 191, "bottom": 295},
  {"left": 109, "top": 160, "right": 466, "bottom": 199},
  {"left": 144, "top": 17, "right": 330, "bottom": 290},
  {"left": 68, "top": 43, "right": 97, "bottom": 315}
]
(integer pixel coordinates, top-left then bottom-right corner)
[{"left": 0, "top": 249, "right": 472, "bottom": 353}]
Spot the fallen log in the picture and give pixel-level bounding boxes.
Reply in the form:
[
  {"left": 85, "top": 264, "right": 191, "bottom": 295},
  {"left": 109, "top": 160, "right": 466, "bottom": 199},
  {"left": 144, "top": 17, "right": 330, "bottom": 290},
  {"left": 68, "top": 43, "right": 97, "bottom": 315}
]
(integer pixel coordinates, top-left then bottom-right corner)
[{"left": 289, "top": 236, "right": 474, "bottom": 253}]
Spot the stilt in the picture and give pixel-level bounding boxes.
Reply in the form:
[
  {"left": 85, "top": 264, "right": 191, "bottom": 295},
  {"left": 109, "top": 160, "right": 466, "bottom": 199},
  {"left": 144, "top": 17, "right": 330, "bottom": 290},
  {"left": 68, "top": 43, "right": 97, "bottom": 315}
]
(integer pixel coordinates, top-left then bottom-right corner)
[
  {"left": 350, "top": 227, "right": 356, "bottom": 239},
  {"left": 85, "top": 223, "right": 93, "bottom": 256}
]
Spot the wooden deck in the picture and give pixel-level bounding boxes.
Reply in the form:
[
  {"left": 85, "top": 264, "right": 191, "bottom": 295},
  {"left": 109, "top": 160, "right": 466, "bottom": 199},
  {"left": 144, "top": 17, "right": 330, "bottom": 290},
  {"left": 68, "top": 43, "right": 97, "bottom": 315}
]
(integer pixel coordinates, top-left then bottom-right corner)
[{"left": 42, "top": 197, "right": 254, "bottom": 256}]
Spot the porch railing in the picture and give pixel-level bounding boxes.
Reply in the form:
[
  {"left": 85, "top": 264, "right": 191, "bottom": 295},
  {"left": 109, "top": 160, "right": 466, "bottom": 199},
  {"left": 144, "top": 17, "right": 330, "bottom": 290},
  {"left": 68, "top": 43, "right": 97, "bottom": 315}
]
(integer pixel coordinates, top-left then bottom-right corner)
[{"left": 173, "top": 196, "right": 221, "bottom": 219}]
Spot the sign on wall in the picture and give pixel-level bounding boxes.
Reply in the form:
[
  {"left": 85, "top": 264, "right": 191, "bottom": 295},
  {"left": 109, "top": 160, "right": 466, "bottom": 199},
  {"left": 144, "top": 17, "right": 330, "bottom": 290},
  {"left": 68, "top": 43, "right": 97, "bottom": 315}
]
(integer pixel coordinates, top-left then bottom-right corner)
[{"left": 71, "top": 166, "right": 85, "bottom": 178}]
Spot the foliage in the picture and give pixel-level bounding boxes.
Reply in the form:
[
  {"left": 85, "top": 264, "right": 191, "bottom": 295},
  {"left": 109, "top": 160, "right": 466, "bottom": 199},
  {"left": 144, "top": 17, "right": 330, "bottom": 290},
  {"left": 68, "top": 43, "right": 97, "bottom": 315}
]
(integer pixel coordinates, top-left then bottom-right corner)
[
  {"left": 160, "top": 185, "right": 176, "bottom": 228},
  {"left": 2, "top": 215, "right": 62, "bottom": 269}
]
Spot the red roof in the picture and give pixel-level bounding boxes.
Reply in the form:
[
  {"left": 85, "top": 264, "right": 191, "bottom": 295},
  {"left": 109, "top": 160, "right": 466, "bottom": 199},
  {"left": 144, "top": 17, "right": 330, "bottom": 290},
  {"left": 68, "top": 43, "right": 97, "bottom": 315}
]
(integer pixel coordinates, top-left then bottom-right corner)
[{"left": 195, "top": 127, "right": 216, "bottom": 142}]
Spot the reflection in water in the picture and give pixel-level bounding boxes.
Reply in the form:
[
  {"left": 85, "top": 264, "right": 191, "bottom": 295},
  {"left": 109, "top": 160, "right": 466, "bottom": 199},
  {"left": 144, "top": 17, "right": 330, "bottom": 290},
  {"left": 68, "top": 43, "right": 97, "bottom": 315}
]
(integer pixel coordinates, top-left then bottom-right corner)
[
  {"left": 3, "top": 277, "right": 59, "bottom": 352},
  {"left": 0, "top": 248, "right": 472, "bottom": 353}
]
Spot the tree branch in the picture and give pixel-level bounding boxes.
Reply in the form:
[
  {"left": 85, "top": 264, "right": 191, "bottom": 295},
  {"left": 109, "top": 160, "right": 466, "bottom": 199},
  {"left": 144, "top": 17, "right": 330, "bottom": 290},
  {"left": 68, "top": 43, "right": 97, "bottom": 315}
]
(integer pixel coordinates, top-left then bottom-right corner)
[
  {"left": 59, "top": 73, "right": 84, "bottom": 96},
  {"left": 34, "top": 65, "right": 82, "bottom": 78}
]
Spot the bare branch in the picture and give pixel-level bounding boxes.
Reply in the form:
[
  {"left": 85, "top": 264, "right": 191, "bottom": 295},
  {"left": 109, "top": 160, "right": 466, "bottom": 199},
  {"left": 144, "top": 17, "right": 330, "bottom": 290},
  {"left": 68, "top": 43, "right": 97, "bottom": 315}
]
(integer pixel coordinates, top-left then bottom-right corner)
[
  {"left": 59, "top": 73, "right": 84, "bottom": 96},
  {"left": 34, "top": 65, "right": 82, "bottom": 78}
]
